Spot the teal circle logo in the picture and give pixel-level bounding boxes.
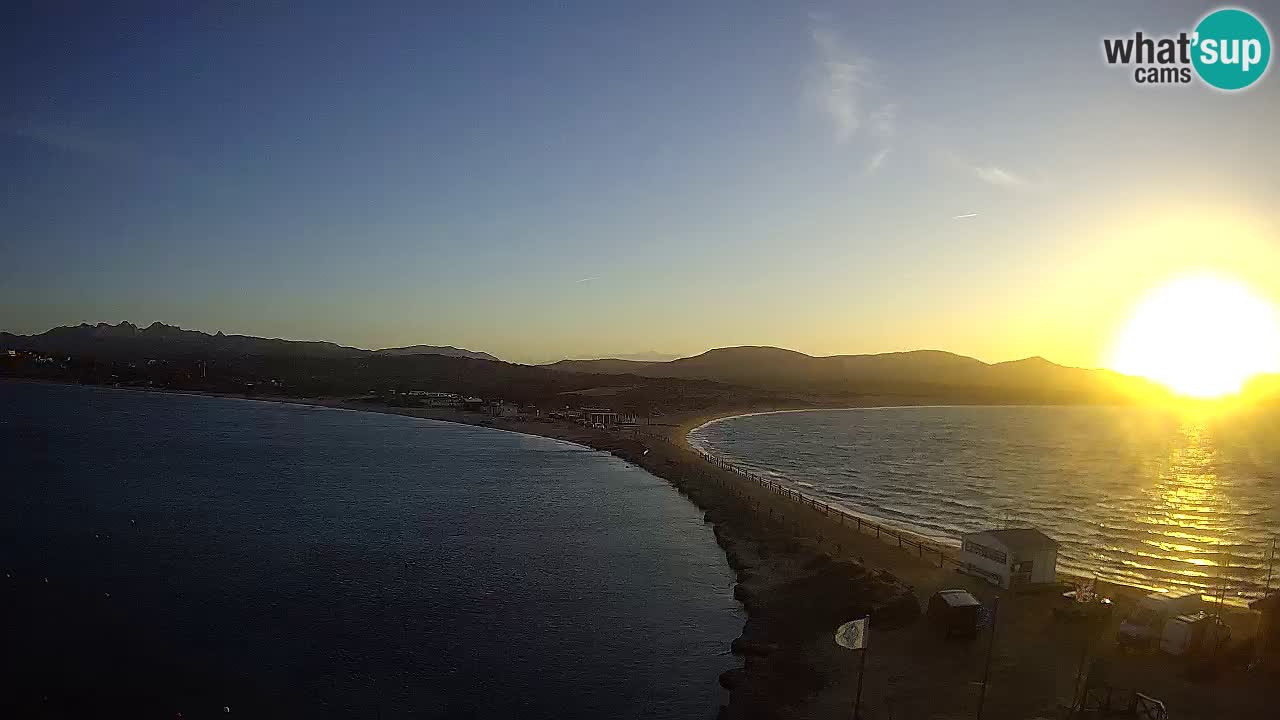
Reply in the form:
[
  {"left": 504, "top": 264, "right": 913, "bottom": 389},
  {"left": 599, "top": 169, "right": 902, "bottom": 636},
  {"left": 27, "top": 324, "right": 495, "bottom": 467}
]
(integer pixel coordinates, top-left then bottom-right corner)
[{"left": 1192, "top": 8, "right": 1271, "bottom": 90}]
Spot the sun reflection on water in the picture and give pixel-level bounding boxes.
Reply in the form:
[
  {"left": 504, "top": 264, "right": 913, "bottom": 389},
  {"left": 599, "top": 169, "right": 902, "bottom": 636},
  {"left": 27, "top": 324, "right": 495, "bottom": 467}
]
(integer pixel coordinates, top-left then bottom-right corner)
[
  {"left": 1137, "top": 418, "right": 1239, "bottom": 592},
  {"left": 694, "top": 405, "right": 1280, "bottom": 599}
]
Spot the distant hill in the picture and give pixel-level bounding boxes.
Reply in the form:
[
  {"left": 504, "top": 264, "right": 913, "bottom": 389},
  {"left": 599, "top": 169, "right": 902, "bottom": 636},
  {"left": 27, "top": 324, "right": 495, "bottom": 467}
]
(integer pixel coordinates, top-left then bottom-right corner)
[
  {"left": 2, "top": 323, "right": 1172, "bottom": 404},
  {"left": 595, "top": 351, "right": 683, "bottom": 362},
  {"left": 543, "top": 358, "right": 657, "bottom": 374},
  {"left": 1, "top": 324, "right": 772, "bottom": 414},
  {"left": 546, "top": 346, "right": 1166, "bottom": 403},
  {"left": 0, "top": 322, "right": 496, "bottom": 361},
  {"left": 376, "top": 345, "right": 499, "bottom": 361}
]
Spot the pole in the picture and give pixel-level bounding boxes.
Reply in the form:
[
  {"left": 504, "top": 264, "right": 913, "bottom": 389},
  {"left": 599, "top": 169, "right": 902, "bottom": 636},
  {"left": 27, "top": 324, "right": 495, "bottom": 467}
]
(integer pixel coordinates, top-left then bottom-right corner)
[
  {"left": 976, "top": 596, "right": 1000, "bottom": 720},
  {"left": 853, "top": 638, "right": 869, "bottom": 719},
  {"left": 1070, "top": 629, "right": 1090, "bottom": 716},
  {"left": 1267, "top": 538, "right": 1276, "bottom": 593}
]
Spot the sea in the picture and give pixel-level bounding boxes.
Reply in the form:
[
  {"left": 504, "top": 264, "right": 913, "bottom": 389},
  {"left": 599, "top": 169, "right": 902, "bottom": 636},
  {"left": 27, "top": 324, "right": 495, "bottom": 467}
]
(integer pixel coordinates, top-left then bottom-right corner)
[
  {"left": 690, "top": 405, "right": 1280, "bottom": 599},
  {"left": 0, "top": 381, "right": 740, "bottom": 718}
]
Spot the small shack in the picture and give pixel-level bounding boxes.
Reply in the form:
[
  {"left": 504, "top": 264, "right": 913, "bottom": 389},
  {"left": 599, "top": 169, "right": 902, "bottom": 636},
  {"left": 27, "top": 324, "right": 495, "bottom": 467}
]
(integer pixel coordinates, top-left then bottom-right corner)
[{"left": 960, "top": 527, "right": 1058, "bottom": 589}]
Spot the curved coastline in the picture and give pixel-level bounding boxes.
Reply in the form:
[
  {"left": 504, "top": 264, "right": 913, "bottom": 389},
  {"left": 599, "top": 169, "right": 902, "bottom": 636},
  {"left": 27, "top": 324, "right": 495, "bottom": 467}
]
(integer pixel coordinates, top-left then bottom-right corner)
[
  {"left": 9, "top": 381, "right": 1269, "bottom": 717},
  {"left": 687, "top": 407, "right": 968, "bottom": 548},
  {"left": 9, "top": 381, "right": 933, "bottom": 717},
  {"left": 689, "top": 404, "right": 959, "bottom": 435}
]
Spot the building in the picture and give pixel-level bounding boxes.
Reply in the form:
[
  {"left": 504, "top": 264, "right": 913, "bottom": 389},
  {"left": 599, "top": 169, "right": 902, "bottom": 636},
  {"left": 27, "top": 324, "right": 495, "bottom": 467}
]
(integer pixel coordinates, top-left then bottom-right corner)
[
  {"left": 582, "top": 407, "right": 620, "bottom": 428},
  {"left": 960, "top": 527, "right": 1058, "bottom": 589},
  {"left": 489, "top": 401, "right": 520, "bottom": 418},
  {"left": 406, "top": 391, "right": 462, "bottom": 407}
]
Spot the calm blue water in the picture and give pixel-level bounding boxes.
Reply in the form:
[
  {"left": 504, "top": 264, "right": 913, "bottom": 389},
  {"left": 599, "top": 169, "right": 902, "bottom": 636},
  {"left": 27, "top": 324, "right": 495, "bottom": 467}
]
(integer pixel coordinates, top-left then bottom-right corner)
[
  {"left": 691, "top": 405, "right": 1280, "bottom": 598},
  {"left": 1, "top": 382, "right": 739, "bottom": 718}
]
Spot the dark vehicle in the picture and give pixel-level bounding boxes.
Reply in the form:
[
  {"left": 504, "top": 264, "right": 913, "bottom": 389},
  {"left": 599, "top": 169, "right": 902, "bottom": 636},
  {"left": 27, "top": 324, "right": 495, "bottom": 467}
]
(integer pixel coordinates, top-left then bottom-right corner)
[{"left": 927, "top": 589, "right": 983, "bottom": 638}]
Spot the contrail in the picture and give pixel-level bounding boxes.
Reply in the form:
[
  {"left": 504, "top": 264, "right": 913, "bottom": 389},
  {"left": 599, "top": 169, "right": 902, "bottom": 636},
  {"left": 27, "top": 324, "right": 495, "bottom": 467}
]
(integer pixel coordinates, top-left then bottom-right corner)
[
  {"left": 952, "top": 213, "right": 979, "bottom": 220},
  {"left": 575, "top": 277, "right": 597, "bottom": 283}
]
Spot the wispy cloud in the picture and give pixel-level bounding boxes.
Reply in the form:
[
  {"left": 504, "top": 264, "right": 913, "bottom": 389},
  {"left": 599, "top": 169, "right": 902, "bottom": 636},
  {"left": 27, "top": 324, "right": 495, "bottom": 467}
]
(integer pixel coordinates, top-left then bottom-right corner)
[
  {"left": 865, "top": 104, "right": 896, "bottom": 173},
  {"left": 952, "top": 212, "right": 979, "bottom": 220},
  {"left": 810, "top": 25, "right": 871, "bottom": 144},
  {"left": 865, "top": 147, "right": 890, "bottom": 174},
  {"left": 808, "top": 18, "right": 897, "bottom": 173},
  {"left": 869, "top": 103, "right": 896, "bottom": 140},
  {"left": 973, "top": 165, "right": 1025, "bottom": 188}
]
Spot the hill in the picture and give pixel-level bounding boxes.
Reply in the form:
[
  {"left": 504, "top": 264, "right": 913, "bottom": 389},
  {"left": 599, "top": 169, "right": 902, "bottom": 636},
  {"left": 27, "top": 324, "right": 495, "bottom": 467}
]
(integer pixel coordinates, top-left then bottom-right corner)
[
  {"left": 543, "top": 358, "right": 657, "bottom": 374},
  {"left": 375, "top": 345, "right": 500, "bottom": 361},
  {"left": 546, "top": 346, "right": 1166, "bottom": 403},
  {"left": 0, "top": 322, "right": 494, "bottom": 361},
  {"left": 0, "top": 321, "right": 786, "bottom": 414},
  {"left": 2, "top": 322, "right": 1172, "bottom": 406}
]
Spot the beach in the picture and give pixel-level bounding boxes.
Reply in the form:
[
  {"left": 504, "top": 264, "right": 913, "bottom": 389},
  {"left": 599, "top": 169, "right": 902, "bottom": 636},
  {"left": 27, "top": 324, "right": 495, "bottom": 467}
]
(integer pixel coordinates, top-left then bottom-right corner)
[
  {"left": 298, "top": 398, "right": 1273, "bottom": 719},
  {"left": 10, "top": 381, "right": 1273, "bottom": 718}
]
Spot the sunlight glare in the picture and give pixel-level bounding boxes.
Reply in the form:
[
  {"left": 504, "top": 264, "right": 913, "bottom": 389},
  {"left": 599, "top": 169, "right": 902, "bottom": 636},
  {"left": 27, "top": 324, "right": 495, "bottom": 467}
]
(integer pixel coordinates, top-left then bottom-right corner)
[{"left": 1108, "top": 273, "right": 1280, "bottom": 398}]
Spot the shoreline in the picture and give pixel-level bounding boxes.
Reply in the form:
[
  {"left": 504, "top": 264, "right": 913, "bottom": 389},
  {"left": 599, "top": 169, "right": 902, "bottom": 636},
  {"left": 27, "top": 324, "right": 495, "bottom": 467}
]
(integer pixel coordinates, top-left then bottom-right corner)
[
  {"left": 5, "top": 380, "right": 934, "bottom": 716},
  {"left": 8, "top": 379, "right": 1269, "bottom": 717}
]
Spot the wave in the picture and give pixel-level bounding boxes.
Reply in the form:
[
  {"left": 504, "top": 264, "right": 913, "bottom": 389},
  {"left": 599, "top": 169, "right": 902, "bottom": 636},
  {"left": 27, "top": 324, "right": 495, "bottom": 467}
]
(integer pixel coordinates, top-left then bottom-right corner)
[{"left": 692, "top": 405, "right": 1280, "bottom": 598}]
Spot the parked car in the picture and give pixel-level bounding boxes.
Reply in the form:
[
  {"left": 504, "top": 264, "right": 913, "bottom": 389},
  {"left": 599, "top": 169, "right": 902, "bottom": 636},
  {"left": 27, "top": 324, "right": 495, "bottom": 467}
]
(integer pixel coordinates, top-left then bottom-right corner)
[{"left": 927, "top": 589, "right": 982, "bottom": 638}]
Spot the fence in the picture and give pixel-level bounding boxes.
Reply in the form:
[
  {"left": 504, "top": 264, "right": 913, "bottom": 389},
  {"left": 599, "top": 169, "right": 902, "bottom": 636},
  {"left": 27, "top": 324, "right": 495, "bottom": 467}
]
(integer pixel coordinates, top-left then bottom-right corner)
[{"left": 627, "top": 427, "right": 967, "bottom": 571}]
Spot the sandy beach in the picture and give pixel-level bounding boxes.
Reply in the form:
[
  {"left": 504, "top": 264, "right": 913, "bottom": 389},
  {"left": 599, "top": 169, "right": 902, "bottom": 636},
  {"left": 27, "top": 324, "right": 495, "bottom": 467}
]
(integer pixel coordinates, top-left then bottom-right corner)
[
  {"left": 11, "top": 381, "right": 1272, "bottom": 718},
  {"left": 229, "top": 396, "right": 1258, "bottom": 719}
]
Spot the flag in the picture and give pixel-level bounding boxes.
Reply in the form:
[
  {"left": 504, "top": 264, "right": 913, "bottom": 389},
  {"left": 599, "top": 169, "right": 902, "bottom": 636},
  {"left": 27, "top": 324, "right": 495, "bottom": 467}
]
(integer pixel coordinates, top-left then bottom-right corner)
[{"left": 834, "top": 617, "right": 868, "bottom": 650}]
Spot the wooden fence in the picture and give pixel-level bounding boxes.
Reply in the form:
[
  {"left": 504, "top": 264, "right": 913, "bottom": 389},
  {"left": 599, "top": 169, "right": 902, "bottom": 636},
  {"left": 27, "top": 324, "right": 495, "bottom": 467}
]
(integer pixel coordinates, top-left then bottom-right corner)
[{"left": 629, "top": 428, "right": 967, "bottom": 571}]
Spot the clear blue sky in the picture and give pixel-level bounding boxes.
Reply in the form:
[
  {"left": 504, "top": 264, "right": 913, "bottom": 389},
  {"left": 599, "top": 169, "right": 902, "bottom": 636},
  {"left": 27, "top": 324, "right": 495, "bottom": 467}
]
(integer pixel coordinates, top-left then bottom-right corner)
[{"left": 3, "top": 1, "right": 1277, "bottom": 364}]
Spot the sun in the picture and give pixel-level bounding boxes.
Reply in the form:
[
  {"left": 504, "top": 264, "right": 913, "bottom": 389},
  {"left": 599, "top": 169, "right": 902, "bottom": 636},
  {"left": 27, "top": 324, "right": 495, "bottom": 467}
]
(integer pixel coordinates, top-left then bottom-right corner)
[{"left": 1108, "top": 272, "right": 1280, "bottom": 398}]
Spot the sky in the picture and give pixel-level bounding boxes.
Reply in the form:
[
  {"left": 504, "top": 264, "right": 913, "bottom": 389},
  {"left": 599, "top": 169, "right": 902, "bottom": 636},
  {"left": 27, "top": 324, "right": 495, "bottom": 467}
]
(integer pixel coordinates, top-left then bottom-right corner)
[{"left": 3, "top": 1, "right": 1278, "bottom": 365}]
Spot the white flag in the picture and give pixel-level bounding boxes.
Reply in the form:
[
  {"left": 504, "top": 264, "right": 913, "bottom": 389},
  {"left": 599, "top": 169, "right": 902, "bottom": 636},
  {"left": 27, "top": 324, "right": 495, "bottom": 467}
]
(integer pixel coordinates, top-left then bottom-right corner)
[{"left": 834, "top": 617, "right": 868, "bottom": 650}]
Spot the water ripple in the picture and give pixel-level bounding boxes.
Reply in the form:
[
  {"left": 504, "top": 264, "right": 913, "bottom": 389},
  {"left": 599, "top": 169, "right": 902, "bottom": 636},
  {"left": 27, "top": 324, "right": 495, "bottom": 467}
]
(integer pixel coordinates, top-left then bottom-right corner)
[{"left": 691, "top": 405, "right": 1280, "bottom": 598}]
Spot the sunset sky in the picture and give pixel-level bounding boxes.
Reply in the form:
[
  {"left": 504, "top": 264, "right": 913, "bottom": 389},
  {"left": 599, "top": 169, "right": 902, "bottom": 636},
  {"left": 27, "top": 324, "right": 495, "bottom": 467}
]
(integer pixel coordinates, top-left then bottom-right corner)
[{"left": 3, "top": 1, "right": 1278, "bottom": 366}]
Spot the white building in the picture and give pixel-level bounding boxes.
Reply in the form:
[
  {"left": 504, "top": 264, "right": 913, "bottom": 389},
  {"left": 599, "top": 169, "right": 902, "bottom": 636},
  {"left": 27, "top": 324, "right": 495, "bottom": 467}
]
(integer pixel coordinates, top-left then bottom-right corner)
[
  {"left": 582, "top": 408, "right": 620, "bottom": 427},
  {"left": 405, "top": 391, "right": 462, "bottom": 407},
  {"left": 960, "top": 528, "right": 1058, "bottom": 589}
]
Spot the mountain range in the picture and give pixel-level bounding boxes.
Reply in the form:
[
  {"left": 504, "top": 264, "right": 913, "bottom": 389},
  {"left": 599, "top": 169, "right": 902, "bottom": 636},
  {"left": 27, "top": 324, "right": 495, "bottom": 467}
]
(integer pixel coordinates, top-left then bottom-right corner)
[
  {"left": 0, "top": 322, "right": 498, "bottom": 361},
  {"left": 0, "top": 322, "right": 1200, "bottom": 404},
  {"left": 542, "top": 346, "right": 1175, "bottom": 402}
]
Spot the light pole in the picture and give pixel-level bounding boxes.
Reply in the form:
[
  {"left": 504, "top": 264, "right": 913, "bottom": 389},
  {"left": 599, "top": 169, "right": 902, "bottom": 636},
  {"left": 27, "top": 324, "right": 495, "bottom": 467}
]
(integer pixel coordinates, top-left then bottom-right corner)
[{"left": 976, "top": 596, "right": 1000, "bottom": 720}]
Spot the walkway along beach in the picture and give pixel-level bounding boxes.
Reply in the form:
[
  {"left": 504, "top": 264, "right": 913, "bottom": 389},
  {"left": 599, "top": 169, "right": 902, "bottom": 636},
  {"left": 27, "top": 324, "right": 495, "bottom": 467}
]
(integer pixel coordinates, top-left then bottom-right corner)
[{"left": 16, "top": 383, "right": 1274, "bottom": 719}]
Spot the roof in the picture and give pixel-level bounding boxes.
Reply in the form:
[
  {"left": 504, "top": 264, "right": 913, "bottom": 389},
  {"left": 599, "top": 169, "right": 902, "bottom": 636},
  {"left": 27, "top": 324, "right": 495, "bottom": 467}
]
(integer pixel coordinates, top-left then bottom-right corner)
[
  {"left": 933, "top": 589, "right": 981, "bottom": 608},
  {"left": 965, "top": 527, "right": 1058, "bottom": 553}
]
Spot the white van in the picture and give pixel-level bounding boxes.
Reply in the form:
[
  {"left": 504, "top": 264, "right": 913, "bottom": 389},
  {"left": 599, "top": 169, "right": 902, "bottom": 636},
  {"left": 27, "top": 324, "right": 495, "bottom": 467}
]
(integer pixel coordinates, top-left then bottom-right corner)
[{"left": 1117, "top": 590, "right": 1203, "bottom": 649}]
